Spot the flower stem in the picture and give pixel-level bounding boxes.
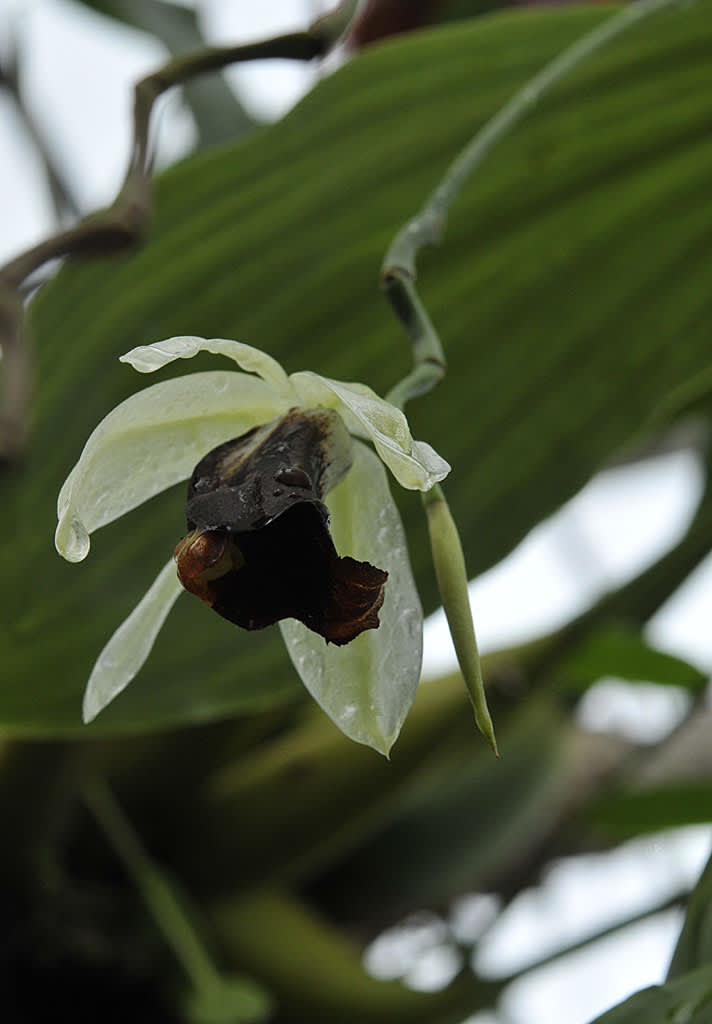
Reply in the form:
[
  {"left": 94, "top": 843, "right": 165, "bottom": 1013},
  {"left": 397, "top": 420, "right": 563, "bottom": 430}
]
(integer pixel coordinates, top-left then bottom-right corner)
[
  {"left": 83, "top": 777, "right": 221, "bottom": 993},
  {"left": 383, "top": 274, "right": 446, "bottom": 410},
  {"left": 383, "top": 0, "right": 686, "bottom": 409}
]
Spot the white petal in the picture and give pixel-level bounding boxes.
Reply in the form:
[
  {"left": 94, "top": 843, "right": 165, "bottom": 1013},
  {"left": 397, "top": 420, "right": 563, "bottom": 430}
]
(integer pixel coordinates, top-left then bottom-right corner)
[
  {"left": 290, "top": 371, "right": 450, "bottom": 491},
  {"left": 120, "top": 336, "right": 296, "bottom": 399},
  {"left": 83, "top": 559, "right": 183, "bottom": 723},
  {"left": 56, "top": 371, "right": 288, "bottom": 562},
  {"left": 279, "top": 442, "right": 423, "bottom": 755}
]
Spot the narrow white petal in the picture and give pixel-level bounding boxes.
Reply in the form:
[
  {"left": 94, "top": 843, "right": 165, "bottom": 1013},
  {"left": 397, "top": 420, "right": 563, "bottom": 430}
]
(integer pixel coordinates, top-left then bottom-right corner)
[
  {"left": 120, "top": 336, "right": 296, "bottom": 399},
  {"left": 280, "top": 442, "right": 423, "bottom": 755},
  {"left": 83, "top": 559, "right": 183, "bottom": 723},
  {"left": 55, "top": 371, "right": 289, "bottom": 562},
  {"left": 290, "top": 371, "right": 450, "bottom": 491}
]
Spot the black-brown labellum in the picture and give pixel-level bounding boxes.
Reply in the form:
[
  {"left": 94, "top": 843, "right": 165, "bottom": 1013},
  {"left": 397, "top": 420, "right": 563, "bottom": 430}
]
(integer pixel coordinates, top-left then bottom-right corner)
[{"left": 174, "top": 408, "right": 387, "bottom": 645}]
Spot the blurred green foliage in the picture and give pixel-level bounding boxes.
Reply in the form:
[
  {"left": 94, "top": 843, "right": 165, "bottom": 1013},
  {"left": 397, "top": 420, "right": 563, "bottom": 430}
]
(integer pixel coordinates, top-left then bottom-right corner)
[{"left": 2, "top": 2, "right": 712, "bottom": 1020}]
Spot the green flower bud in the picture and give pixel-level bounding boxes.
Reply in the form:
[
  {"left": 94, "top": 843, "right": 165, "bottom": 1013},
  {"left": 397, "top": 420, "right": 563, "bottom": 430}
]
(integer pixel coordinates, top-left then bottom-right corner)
[{"left": 423, "top": 484, "right": 498, "bottom": 757}]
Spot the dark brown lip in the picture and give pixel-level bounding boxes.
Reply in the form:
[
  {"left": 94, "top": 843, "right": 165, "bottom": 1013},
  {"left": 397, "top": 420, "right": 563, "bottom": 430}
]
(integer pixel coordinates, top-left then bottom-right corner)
[{"left": 174, "top": 408, "right": 388, "bottom": 644}]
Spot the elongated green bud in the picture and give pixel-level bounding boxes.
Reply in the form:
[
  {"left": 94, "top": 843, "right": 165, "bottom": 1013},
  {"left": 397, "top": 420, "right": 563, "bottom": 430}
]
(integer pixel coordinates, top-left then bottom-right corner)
[{"left": 423, "top": 485, "right": 498, "bottom": 757}]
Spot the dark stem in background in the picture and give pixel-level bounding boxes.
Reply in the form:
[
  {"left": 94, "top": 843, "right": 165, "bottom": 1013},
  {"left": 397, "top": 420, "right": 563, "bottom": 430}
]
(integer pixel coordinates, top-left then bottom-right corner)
[
  {"left": 0, "top": 32, "right": 81, "bottom": 222},
  {"left": 0, "top": 0, "right": 361, "bottom": 464},
  {"left": 84, "top": 776, "right": 272, "bottom": 1018}
]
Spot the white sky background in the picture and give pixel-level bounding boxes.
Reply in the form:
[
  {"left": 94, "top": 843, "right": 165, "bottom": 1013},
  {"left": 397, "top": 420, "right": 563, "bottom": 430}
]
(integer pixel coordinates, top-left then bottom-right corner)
[{"left": 1, "top": 2, "right": 711, "bottom": 1022}]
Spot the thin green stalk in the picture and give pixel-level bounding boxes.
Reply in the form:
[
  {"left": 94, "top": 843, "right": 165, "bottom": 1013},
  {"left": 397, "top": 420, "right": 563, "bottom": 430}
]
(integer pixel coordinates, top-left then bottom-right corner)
[
  {"left": 383, "top": 0, "right": 686, "bottom": 409},
  {"left": 383, "top": 275, "right": 446, "bottom": 410},
  {"left": 83, "top": 777, "right": 220, "bottom": 993}
]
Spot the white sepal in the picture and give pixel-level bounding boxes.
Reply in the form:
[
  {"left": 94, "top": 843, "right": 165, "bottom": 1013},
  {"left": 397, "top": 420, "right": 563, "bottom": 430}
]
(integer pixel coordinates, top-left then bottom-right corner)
[
  {"left": 280, "top": 442, "right": 423, "bottom": 755},
  {"left": 83, "top": 559, "right": 184, "bottom": 723},
  {"left": 120, "top": 335, "right": 296, "bottom": 399},
  {"left": 55, "top": 371, "right": 288, "bottom": 562},
  {"left": 290, "top": 371, "right": 450, "bottom": 491}
]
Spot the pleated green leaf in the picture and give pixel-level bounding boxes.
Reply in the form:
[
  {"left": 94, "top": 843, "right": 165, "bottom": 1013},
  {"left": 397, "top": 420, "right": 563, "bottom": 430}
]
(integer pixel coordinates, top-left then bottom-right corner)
[
  {"left": 588, "top": 965, "right": 712, "bottom": 1024},
  {"left": 5, "top": 2, "right": 712, "bottom": 734}
]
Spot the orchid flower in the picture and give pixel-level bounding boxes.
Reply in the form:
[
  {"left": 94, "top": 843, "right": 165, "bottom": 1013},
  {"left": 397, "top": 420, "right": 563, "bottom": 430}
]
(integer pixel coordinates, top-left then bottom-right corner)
[{"left": 55, "top": 337, "right": 450, "bottom": 755}]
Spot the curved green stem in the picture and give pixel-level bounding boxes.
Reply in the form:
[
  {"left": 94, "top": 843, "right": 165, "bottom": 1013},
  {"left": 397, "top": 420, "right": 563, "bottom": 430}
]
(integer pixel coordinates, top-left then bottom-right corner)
[
  {"left": 383, "top": 0, "right": 686, "bottom": 409},
  {"left": 383, "top": 275, "right": 446, "bottom": 410}
]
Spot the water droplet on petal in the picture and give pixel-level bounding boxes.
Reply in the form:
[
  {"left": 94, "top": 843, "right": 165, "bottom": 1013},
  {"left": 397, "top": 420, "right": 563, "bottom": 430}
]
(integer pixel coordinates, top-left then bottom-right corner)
[{"left": 55, "top": 510, "right": 90, "bottom": 562}]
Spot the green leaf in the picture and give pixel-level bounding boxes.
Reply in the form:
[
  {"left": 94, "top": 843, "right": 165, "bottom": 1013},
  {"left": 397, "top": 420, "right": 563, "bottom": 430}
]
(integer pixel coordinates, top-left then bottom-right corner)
[
  {"left": 6, "top": 2, "right": 712, "bottom": 734},
  {"left": 587, "top": 965, "right": 712, "bottom": 1023},
  {"left": 184, "top": 975, "right": 272, "bottom": 1024},
  {"left": 74, "top": 0, "right": 254, "bottom": 146},
  {"left": 556, "top": 622, "right": 708, "bottom": 694},
  {"left": 211, "top": 887, "right": 500, "bottom": 1024},
  {"left": 185, "top": 669, "right": 483, "bottom": 898},
  {"left": 439, "top": 0, "right": 515, "bottom": 21},
  {"left": 668, "top": 849, "right": 712, "bottom": 979},
  {"left": 589, "top": 783, "right": 712, "bottom": 839},
  {"left": 306, "top": 695, "right": 569, "bottom": 919},
  {"left": 83, "top": 774, "right": 274, "bottom": 1022}
]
